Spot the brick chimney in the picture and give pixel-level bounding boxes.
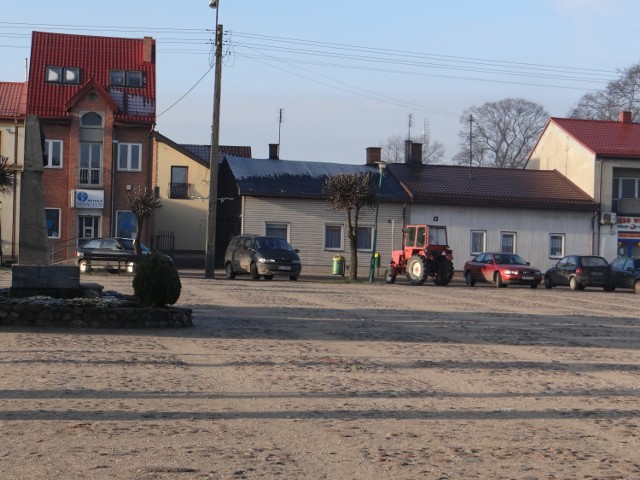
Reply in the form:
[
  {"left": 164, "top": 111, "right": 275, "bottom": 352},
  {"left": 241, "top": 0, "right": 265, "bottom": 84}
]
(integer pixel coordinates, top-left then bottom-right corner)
[
  {"left": 405, "top": 140, "right": 423, "bottom": 165},
  {"left": 143, "top": 36, "right": 155, "bottom": 64},
  {"left": 619, "top": 111, "right": 632, "bottom": 124},
  {"left": 366, "top": 147, "right": 381, "bottom": 166},
  {"left": 268, "top": 143, "right": 279, "bottom": 159}
]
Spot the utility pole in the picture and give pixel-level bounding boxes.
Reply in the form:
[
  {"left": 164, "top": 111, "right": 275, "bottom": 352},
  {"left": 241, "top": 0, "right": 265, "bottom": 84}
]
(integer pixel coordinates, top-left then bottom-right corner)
[
  {"left": 278, "top": 108, "right": 283, "bottom": 149},
  {"left": 468, "top": 114, "right": 474, "bottom": 167},
  {"left": 204, "top": 21, "right": 223, "bottom": 278}
]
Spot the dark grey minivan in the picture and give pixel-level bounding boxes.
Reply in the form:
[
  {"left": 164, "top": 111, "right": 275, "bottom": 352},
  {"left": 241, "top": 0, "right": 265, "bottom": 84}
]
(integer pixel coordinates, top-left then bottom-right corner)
[{"left": 224, "top": 235, "right": 302, "bottom": 281}]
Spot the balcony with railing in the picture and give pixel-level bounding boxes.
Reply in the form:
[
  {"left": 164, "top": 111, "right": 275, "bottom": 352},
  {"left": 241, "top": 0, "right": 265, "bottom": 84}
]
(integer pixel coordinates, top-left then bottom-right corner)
[
  {"left": 78, "top": 168, "right": 102, "bottom": 186},
  {"left": 169, "top": 182, "right": 189, "bottom": 199}
]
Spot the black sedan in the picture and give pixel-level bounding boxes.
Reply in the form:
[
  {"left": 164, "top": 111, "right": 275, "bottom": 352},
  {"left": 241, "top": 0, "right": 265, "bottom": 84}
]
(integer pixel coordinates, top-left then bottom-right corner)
[
  {"left": 75, "top": 237, "right": 170, "bottom": 273},
  {"left": 609, "top": 257, "right": 640, "bottom": 294},
  {"left": 544, "top": 255, "right": 613, "bottom": 291}
]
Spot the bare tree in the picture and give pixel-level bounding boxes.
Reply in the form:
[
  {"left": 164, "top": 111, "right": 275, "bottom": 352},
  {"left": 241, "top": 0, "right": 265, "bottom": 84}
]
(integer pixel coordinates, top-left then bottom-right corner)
[
  {"left": 127, "top": 186, "right": 162, "bottom": 255},
  {"left": 454, "top": 98, "right": 549, "bottom": 168},
  {"left": 569, "top": 63, "right": 640, "bottom": 121},
  {"left": 323, "top": 172, "right": 377, "bottom": 281}
]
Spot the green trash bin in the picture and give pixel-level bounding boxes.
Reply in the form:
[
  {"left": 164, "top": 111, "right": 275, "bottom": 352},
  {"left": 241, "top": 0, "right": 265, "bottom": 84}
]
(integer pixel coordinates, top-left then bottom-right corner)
[{"left": 332, "top": 255, "right": 345, "bottom": 276}]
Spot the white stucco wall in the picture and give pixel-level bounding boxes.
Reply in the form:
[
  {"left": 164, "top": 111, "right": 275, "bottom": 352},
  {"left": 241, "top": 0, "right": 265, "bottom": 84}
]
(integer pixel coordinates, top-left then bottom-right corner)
[{"left": 527, "top": 122, "right": 596, "bottom": 198}]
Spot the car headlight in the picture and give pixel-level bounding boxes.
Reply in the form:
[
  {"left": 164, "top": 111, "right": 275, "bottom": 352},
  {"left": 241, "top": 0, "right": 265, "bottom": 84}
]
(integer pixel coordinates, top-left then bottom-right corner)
[
  {"left": 504, "top": 269, "right": 515, "bottom": 275},
  {"left": 292, "top": 259, "right": 301, "bottom": 264},
  {"left": 257, "top": 257, "right": 275, "bottom": 263},
  {"left": 534, "top": 270, "right": 541, "bottom": 275}
]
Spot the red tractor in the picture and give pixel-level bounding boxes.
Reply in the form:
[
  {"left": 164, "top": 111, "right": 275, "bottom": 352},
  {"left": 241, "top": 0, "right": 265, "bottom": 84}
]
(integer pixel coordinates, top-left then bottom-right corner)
[{"left": 385, "top": 224, "right": 454, "bottom": 286}]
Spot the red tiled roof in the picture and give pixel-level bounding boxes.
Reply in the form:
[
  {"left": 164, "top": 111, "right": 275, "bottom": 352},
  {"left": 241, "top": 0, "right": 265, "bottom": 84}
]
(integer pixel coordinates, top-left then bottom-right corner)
[
  {"left": 388, "top": 164, "right": 597, "bottom": 211},
  {"left": 0, "top": 82, "right": 27, "bottom": 118},
  {"left": 27, "top": 31, "right": 155, "bottom": 123},
  {"left": 551, "top": 117, "right": 640, "bottom": 158}
]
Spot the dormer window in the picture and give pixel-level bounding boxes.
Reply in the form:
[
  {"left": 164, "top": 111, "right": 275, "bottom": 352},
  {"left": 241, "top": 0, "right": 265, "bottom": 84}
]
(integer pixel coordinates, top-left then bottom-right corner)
[
  {"left": 45, "top": 66, "right": 80, "bottom": 84},
  {"left": 109, "top": 69, "right": 143, "bottom": 87}
]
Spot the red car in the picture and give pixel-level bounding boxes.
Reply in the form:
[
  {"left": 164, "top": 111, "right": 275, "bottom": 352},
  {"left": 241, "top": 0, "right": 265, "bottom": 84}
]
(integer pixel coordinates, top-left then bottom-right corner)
[{"left": 463, "top": 252, "right": 542, "bottom": 288}]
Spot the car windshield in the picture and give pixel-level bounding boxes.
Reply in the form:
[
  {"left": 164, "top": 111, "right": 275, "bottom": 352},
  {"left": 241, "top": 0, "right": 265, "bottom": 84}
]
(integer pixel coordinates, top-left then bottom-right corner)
[
  {"left": 493, "top": 254, "right": 528, "bottom": 265},
  {"left": 255, "top": 237, "right": 294, "bottom": 251},
  {"left": 581, "top": 256, "right": 608, "bottom": 267}
]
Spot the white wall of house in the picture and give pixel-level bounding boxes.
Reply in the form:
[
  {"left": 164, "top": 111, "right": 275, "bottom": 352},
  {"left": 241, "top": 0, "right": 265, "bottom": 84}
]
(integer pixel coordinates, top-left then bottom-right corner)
[
  {"left": 527, "top": 122, "right": 597, "bottom": 197},
  {"left": 409, "top": 204, "right": 595, "bottom": 272},
  {"left": 241, "top": 196, "right": 406, "bottom": 276}
]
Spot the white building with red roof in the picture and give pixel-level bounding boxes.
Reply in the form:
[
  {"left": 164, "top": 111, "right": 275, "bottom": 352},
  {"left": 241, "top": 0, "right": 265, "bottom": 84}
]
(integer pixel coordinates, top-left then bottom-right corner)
[{"left": 527, "top": 111, "right": 640, "bottom": 260}]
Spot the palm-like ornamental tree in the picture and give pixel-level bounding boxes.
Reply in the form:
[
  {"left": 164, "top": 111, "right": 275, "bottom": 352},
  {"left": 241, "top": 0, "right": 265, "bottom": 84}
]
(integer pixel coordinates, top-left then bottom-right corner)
[{"left": 126, "top": 186, "right": 162, "bottom": 255}]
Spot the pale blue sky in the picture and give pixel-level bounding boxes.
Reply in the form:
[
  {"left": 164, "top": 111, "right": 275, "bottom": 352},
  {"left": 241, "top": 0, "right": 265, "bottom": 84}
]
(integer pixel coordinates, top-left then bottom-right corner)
[{"left": 2, "top": 0, "right": 639, "bottom": 163}]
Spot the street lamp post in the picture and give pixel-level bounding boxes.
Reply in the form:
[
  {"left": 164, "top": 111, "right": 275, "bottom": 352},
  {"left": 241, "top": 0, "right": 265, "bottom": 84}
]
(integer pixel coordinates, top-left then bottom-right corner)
[
  {"left": 204, "top": 0, "right": 223, "bottom": 278},
  {"left": 368, "top": 162, "right": 386, "bottom": 283}
]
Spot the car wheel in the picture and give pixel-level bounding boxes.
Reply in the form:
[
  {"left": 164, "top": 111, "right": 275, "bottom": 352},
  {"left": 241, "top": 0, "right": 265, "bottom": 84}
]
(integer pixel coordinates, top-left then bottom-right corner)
[
  {"left": 603, "top": 284, "right": 614, "bottom": 291},
  {"left": 569, "top": 276, "right": 581, "bottom": 291},
  {"left": 225, "top": 263, "right": 236, "bottom": 280},
  {"left": 530, "top": 284, "right": 538, "bottom": 289},
  {"left": 635, "top": 280, "right": 640, "bottom": 294},
  {"left": 264, "top": 275, "right": 274, "bottom": 281},
  {"left": 544, "top": 276, "right": 553, "bottom": 289},
  {"left": 465, "top": 271, "right": 475, "bottom": 287},
  {"left": 78, "top": 259, "right": 89, "bottom": 273},
  {"left": 250, "top": 262, "right": 260, "bottom": 280},
  {"left": 495, "top": 273, "right": 506, "bottom": 288},
  {"left": 289, "top": 274, "right": 299, "bottom": 281}
]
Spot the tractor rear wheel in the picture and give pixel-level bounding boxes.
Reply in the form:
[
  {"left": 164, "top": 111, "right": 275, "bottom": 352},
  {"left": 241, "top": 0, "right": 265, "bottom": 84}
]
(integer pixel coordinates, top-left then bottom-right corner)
[
  {"left": 406, "top": 255, "right": 428, "bottom": 285},
  {"left": 433, "top": 257, "right": 454, "bottom": 286}
]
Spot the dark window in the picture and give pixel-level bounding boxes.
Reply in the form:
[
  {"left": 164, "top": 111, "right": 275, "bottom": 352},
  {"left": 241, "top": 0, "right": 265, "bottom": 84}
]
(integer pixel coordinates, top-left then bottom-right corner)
[
  {"left": 169, "top": 166, "right": 188, "bottom": 199},
  {"left": 45, "top": 208, "right": 60, "bottom": 238}
]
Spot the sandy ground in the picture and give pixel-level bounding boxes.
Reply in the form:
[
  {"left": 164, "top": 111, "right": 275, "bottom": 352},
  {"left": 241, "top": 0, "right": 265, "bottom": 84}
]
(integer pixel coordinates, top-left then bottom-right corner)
[{"left": 0, "top": 269, "right": 639, "bottom": 480}]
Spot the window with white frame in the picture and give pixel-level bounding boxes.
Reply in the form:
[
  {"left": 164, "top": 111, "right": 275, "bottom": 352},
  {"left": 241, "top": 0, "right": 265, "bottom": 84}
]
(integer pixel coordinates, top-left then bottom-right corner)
[
  {"left": 549, "top": 233, "right": 565, "bottom": 258},
  {"left": 116, "top": 210, "right": 137, "bottom": 238},
  {"left": 500, "top": 232, "right": 516, "bottom": 254},
  {"left": 357, "top": 226, "right": 373, "bottom": 251},
  {"left": 470, "top": 230, "right": 486, "bottom": 254},
  {"left": 43, "top": 139, "right": 63, "bottom": 168},
  {"left": 117, "top": 143, "right": 142, "bottom": 171},
  {"left": 266, "top": 223, "right": 288, "bottom": 240},
  {"left": 79, "top": 142, "right": 102, "bottom": 185},
  {"left": 324, "top": 224, "right": 343, "bottom": 250},
  {"left": 45, "top": 208, "right": 60, "bottom": 238}
]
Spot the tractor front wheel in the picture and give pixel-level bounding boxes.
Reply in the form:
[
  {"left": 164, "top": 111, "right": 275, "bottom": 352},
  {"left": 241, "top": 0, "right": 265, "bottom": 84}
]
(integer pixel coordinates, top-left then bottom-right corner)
[
  {"left": 406, "top": 255, "right": 428, "bottom": 285},
  {"left": 384, "top": 267, "right": 397, "bottom": 284}
]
